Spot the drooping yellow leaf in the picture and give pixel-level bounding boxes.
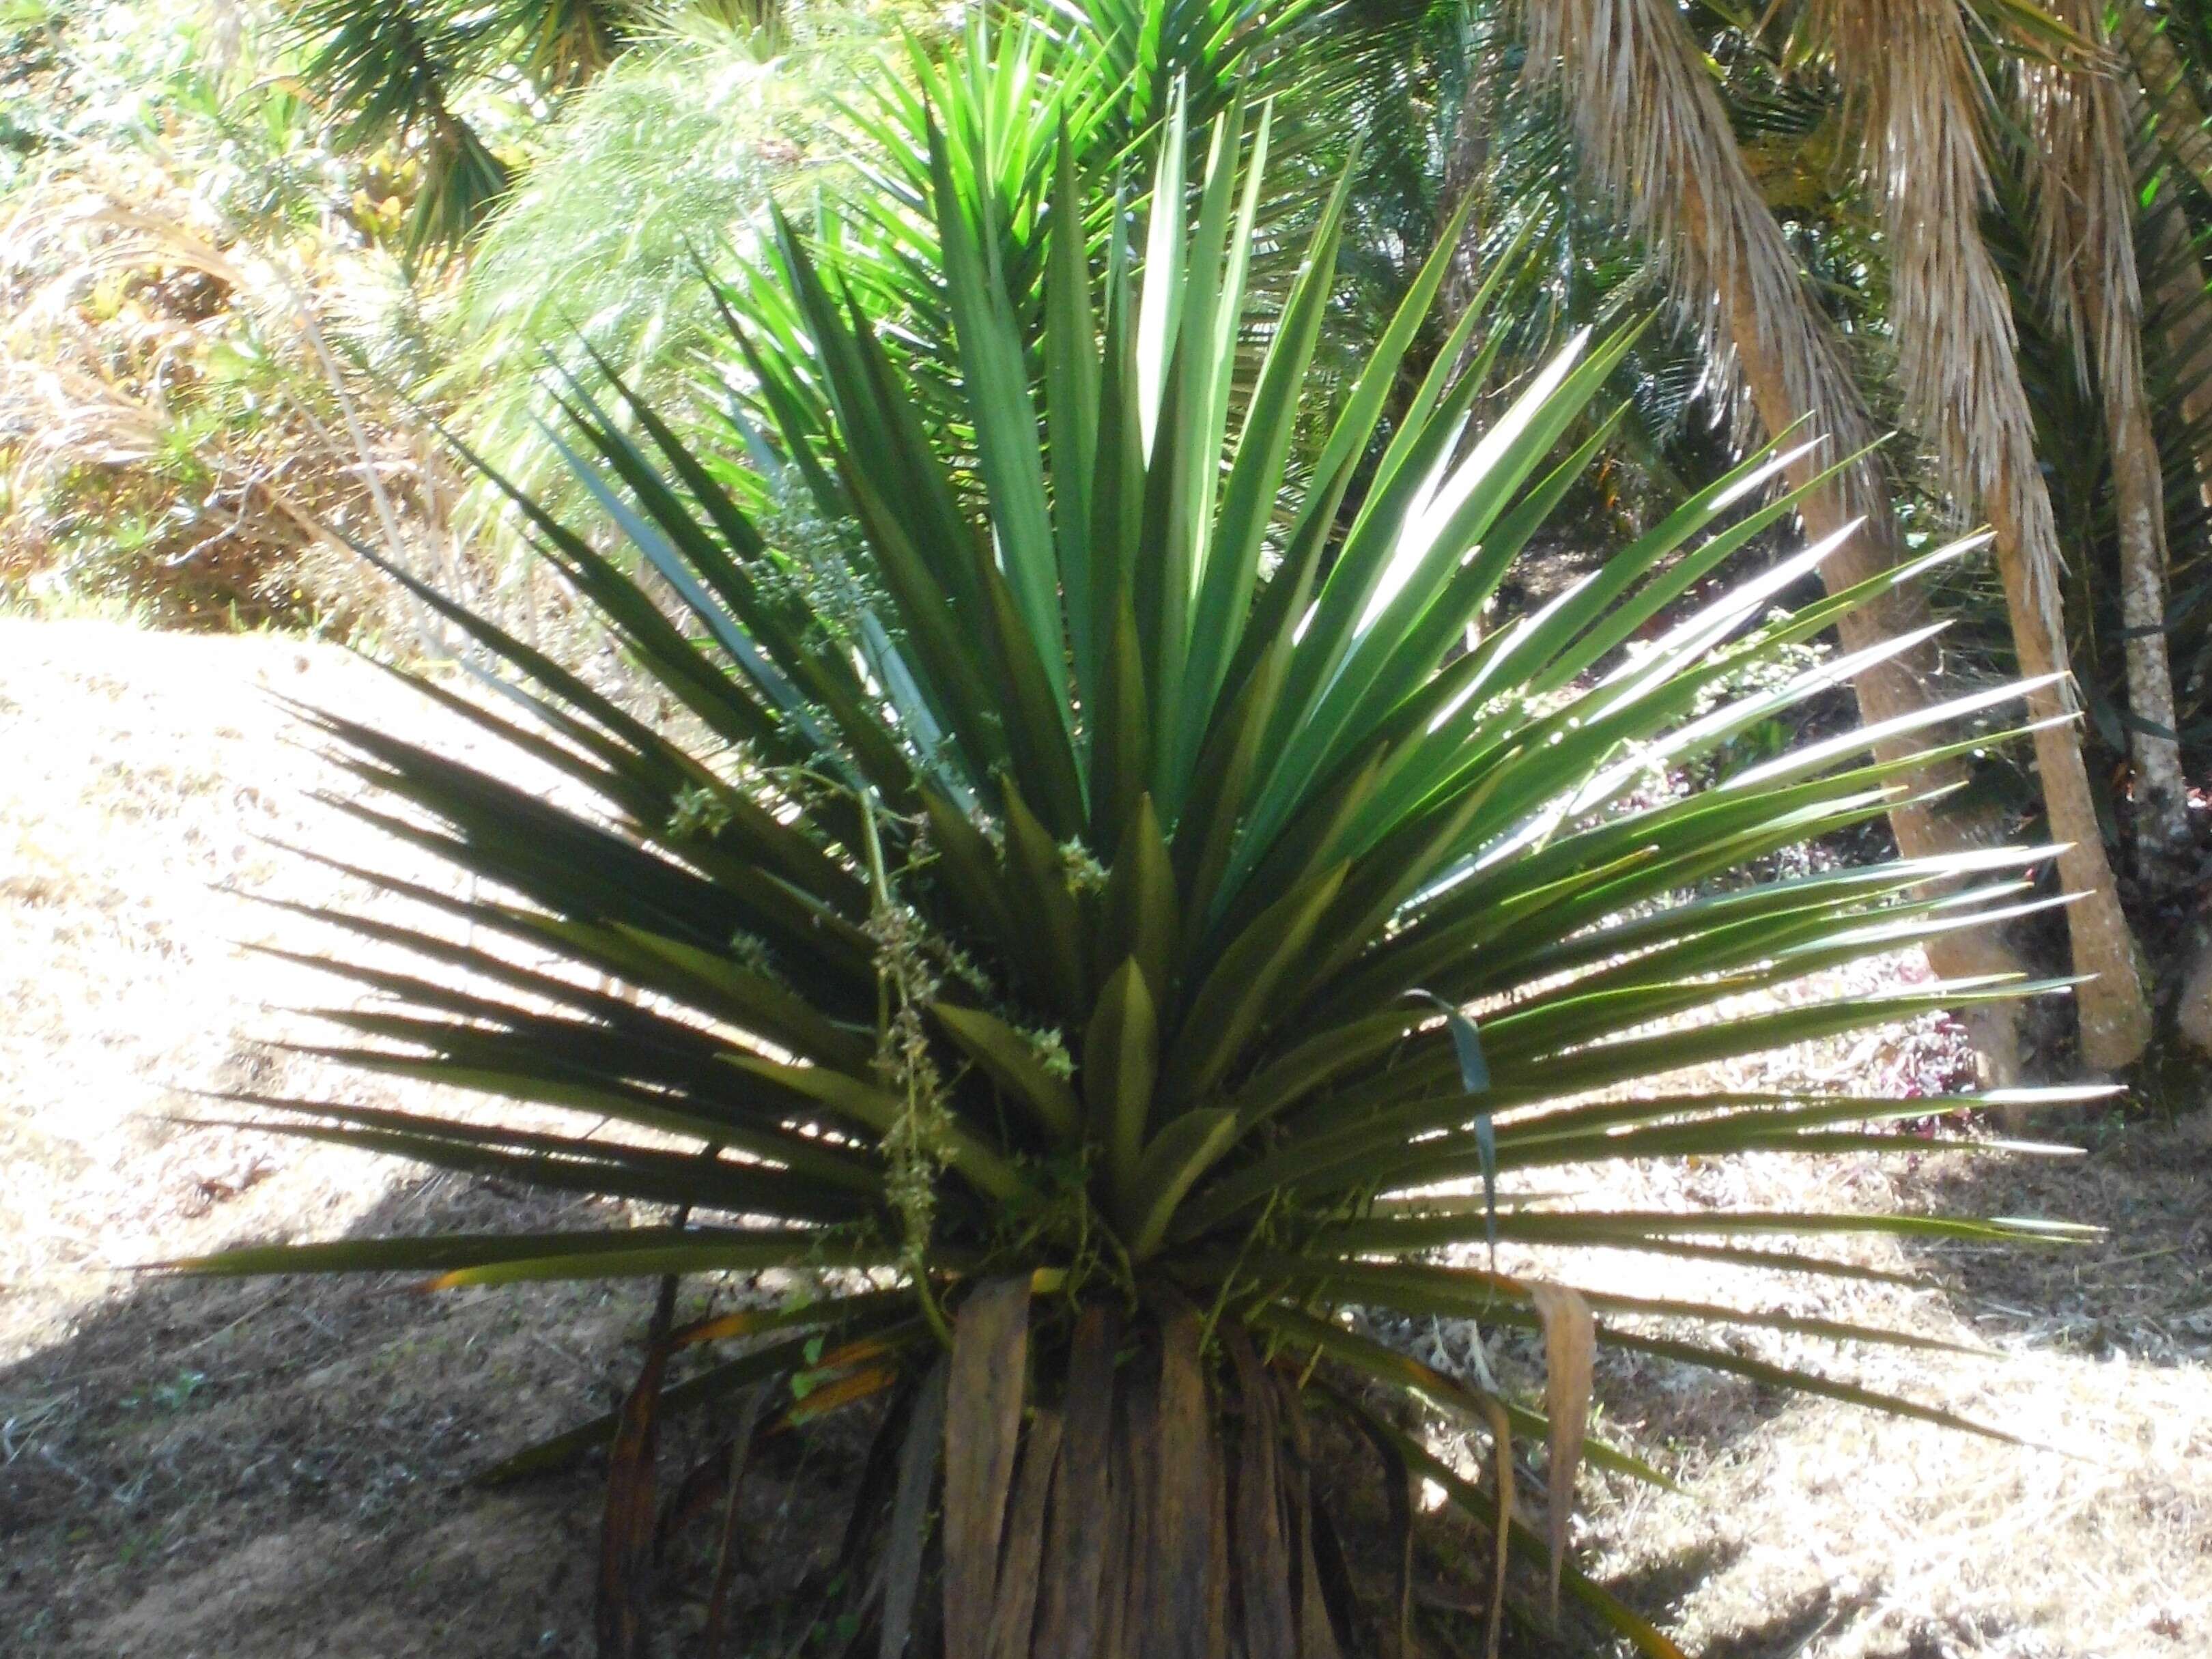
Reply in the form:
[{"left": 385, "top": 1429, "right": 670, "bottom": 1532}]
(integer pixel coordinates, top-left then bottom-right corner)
[
  {"left": 1473, "top": 1393, "right": 1513, "bottom": 1659},
  {"left": 1531, "top": 1281, "right": 1596, "bottom": 1620}
]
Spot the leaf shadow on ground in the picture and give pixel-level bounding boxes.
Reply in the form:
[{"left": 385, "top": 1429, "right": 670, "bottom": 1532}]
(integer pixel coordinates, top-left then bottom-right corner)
[
  {"left": 1899, "top": 1110, "right": 2212, "bottom": 1367},
  {"left": 4, "top": 1163, "right": 1765, "bottom": 1659},
  {"left": 1566, "top": 1112, "right": 2212, "bottom": 1659},
  {"left": 0, "top": 1173, "right": 870, "bottom": 1658},
  {"left": 14, "top": 1115, "right": 2201, "bottom": 1656}
]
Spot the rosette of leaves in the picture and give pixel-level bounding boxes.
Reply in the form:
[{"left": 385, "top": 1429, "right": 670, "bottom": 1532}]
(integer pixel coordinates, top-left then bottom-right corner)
[{"left": 175, "top": 98, "right": 2093, "bottom": 1658}]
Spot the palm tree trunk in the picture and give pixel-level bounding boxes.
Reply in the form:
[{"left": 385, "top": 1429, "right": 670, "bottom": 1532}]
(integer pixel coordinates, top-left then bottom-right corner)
[
  {"left": 1515, "top": 0, "right": 2030, "bottom": 1076},
  {"left": 2118, "top": 6, "right": 2212, "bottom": 200},
  {"left": 1980, "top": 491, "right": 2156, "bottom": 1068},
  {"left": 2118, "top": 11, "right": 2212, "bottom": 509},
  {"left": 2023, "top": 0, "right": 2193, "bottom": 894},
  {"left": 2110, "top": 10, "right": 2212, "bottom": 1050},
  {"left": 1827, "top": 0, "right": 2152, "bottom": 1069},
  {"left": 1436, "top": 20, "right": 1497, "bottom": 320},
  {"left": 2109, "top": 390, "right": 2194, "bottom": 888},
  {"left": 2136, "top": 184, "right": 2212, "bottom": 515}
]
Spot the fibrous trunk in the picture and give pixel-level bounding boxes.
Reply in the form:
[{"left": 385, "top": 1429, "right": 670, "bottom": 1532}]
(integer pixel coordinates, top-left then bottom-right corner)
[
  {"left": 2108, "top": 391, "right": 2194, "bottom": 892},
  {"left": 2022, "top": 0, "right": 2193, "bottom": 895},
  {"left": 937, "top": 1294, "right": 1359, "bottom": 1659}
]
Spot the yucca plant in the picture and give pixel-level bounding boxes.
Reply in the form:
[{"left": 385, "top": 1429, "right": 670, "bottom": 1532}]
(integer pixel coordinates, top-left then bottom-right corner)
[{"left": 173, "top": 96, "right": 2097, "bottom": 1657}]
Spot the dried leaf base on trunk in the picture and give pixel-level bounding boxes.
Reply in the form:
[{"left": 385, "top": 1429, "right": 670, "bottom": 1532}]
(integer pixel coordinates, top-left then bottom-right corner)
[
  {"left": 596, "top": 1275, "right": 1671, "bottom": 1659},
  {"left": 758, "top": 1290, "right": 1393, "bottom": 1659},
  {"left": 594, "top": 1303, "right": 1407, "bottom": 1658}
]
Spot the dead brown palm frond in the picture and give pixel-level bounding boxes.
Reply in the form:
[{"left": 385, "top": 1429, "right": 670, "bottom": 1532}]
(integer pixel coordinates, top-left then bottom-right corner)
[
  {"left": 2015, "top": 0, "right": 2193, "bottom": 890},
  {"left": 1510, "top": 0, "right": 2033, "bottom": 1075},
  {"left": 1815, "top": 0, "right": 2062, "bottom": 646},
  {"left": 1810, "top": 0, "right": 2151, "bottom": 1066},
  {"left": 1517, "top": 0, "right": 1883, "bottom": 511}
]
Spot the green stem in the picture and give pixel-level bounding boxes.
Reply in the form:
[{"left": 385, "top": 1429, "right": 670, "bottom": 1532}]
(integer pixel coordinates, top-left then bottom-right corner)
[
  {"left": 860, "top": 789, "right": 954, "bottom": 1350},
  {"left": 1195, "top": 1188, "right": 1279, "bottom": 1356}
]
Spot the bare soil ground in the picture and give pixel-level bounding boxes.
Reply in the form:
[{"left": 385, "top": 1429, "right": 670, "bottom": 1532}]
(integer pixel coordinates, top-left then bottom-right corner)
[{"left": 3, "top": 615, "right": 2208, "bottom": 1658}]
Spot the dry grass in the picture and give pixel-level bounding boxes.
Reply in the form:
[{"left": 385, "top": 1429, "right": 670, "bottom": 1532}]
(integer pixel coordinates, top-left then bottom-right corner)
[
  {"left": 1391, "top": 978, "right": 2212, "bottom": 1656},
  {"left": 1492, "top": 1131, "right": 2212, "bottom": 1656},
  {"left": 2, "top": 613, "right": 2207, "bottom": 1656},
  {"left": 0, "top": 153, "right": 464, "bottom": 638}
]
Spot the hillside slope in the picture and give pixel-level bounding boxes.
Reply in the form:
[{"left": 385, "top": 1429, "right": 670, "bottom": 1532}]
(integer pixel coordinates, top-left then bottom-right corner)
[{"left": 1, "top": 617, "right": 2206, "bottom": 1657}]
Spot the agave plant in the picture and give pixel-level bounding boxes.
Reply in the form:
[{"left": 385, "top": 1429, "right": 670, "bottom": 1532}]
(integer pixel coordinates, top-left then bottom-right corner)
[{"left": 177, "top": 98, "right": 2093, "bottom": 1657}]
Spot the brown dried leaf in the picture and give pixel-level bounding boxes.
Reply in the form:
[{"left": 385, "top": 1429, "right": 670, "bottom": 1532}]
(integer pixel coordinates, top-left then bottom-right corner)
[
  {"left": 1112, "top": 1355, "right": 1159, "bottom": 1656},
  {"left": 987, "top": 1411, "right": 1064, "bottom": 1659},
  {"left": 944, "top": 1277, "right": 1032, "bottom": 1656},
  {"left": 597, "top": 1278, "right": 678, "bottom": 1659},
  {"left": 881, "top": 1360, "right": 948, "bottom": 1659},
  {"left": 1530, "top": 1282, "right": 1595, "bottom": 1620},
  {"left": 1228, "top": 1333, "right": 1295, "bottom": 1659},
  {"left": 1034, "top": 1305, "right": 1118, "bottom": 1659},
  {"left": 1275, "top": 1376, "right": 1344, "bottom": 1659},
  {"left": 1473, "top": 1395, "right": 1514, "bottom": 1659},
  {"left": 1146, "top": 1302, "right": 1219, "bottom": 1659},
  {"left": 703, "top": 1382, "right": 776, "bottom": 1656}
]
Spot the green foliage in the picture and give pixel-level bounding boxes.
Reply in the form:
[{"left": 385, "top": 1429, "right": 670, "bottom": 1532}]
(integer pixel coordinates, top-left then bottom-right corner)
[
  {"left": 286, "top": 0, "right": 638, "bottom": 254},
  {"left": 440, "top": 0, "right": 1428, "bottom": 569},
  {"left": 433, "top": 0, "right": 903, "bottom": 525},
  {"left": 703, "top": 0, "right": 1395, "bottom": 463},
  {"left": 176, "top": 68, "right": 2095, "bottom": 1654},
  {"left": 1321, "top": 5, "right": 1806, "bottom": 533}
]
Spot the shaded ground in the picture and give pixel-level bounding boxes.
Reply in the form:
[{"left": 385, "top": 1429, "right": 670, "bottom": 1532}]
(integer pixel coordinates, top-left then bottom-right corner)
[{"left": 3, "top": 616, "right": 2208, "bottom": 1656}]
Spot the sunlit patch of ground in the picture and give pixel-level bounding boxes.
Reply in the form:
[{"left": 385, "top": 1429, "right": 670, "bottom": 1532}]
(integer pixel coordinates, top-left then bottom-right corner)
[
  {"left": 1391, "top": 986, "right": 2212, "bottom": 1658},
  {"left": 3, "top": 615, "right": 2207, "bottom": 1656}
]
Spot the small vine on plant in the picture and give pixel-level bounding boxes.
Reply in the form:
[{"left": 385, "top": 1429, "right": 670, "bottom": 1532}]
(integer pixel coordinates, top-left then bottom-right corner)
[{"left": 856, "top": 791, "right": 958, "bottom": 1344}]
